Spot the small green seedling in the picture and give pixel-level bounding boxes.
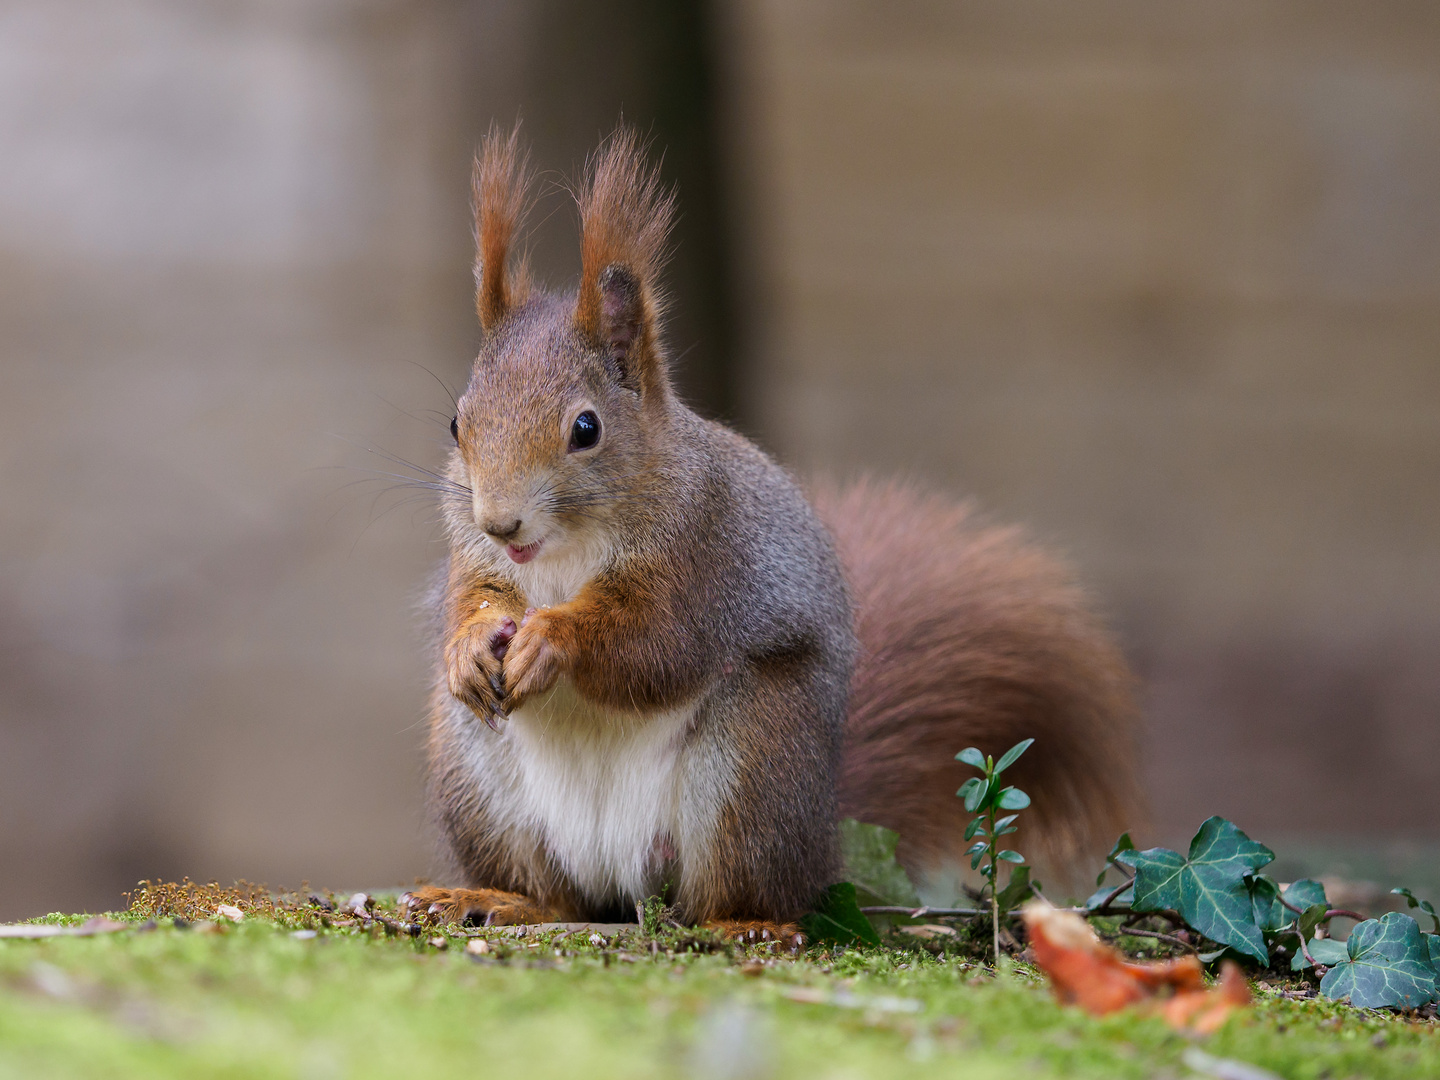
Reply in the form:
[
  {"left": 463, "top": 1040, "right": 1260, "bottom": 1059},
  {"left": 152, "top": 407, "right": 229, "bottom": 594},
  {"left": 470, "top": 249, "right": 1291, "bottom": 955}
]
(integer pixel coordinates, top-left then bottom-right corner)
[
  {"left": 957, "top": 737, "right": 1034, "bottom": 962},
  {"left": 637, "top": 889, "right": 676, "bottom": 936}
]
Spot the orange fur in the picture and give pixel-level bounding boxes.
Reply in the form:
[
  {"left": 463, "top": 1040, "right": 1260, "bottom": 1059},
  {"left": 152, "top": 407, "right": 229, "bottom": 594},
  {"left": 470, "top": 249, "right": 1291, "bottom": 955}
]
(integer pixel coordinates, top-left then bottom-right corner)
[
  {"left": 502, "top": 558, "right": 715, "bottom": 715},
  {"left": 400, "top": 886, "right": 563, "bottom": 927},
  {"left": 442, "top": 559, "right": 527, "bottom": 726},
  {"left": 472, "top": 122, "right": 535, "bottom": 331}
]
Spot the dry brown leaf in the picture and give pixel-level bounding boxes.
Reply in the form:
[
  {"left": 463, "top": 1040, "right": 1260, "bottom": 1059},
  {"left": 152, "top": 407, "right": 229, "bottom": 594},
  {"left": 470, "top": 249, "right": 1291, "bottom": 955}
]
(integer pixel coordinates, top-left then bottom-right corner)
[{"left": 1022, "top": 901, "right": 1251, "bottom": 1033}]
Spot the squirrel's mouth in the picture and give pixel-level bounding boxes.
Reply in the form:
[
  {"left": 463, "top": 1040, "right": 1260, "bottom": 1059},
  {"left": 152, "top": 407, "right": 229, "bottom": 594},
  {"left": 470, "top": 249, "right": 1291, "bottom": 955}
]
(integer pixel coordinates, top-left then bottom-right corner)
[{"left": 505, "top": 539, "right": 544, "bottom": 564}]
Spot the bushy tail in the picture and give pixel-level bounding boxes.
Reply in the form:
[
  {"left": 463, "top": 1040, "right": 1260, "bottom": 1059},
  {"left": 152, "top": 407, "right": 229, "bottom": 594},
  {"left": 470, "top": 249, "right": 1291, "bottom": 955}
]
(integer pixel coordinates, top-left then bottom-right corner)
[{"left": 813, "top": 479, "right": 1144, "bottom": 893}]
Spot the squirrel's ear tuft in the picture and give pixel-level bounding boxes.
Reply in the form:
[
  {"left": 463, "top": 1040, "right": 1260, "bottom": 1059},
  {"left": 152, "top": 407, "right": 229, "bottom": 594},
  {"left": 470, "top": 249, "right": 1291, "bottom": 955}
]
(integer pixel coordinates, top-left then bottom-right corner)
[
  {"left": 473, "top": 122, "right": 534, "bottom": 332},
  {"left": 574, "top": 127, "right": 676, "bottom": 397}
]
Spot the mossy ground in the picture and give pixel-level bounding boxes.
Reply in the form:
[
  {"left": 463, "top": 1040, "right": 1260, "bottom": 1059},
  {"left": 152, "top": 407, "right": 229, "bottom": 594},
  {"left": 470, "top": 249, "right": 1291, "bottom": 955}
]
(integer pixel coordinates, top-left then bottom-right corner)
[{"left": 2, "top": 893, "right": 1437, "bottom": 1080}]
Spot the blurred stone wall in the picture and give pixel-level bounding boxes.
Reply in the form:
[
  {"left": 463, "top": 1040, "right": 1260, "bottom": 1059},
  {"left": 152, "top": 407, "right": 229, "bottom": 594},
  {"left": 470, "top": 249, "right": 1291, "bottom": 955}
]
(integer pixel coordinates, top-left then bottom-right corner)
[
  {"left": 0, "top": 0, "right": 736, "bottom": 919},
  {"left": 4, "top": 0, "right": 1438, "bottom": 920},
  {"left": 720, "top": 1, "right": 1440, "bottom": 842},
  {"left": 0, "top": 0, "right": 481, "bottom": 920}
]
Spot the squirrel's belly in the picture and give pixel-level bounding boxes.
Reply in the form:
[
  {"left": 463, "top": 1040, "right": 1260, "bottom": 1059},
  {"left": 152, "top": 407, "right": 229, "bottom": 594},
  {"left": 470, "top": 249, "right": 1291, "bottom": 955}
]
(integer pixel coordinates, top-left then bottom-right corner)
[{"left": 501, "top": 679, "right": 706, "bottom": 905}]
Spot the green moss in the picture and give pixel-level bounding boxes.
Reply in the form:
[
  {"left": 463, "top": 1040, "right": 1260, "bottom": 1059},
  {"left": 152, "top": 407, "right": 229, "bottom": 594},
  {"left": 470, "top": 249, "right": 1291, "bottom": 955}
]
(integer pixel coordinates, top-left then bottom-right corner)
[{"left": 1, "top": 910, "right": 1437, "bottom": 1079}]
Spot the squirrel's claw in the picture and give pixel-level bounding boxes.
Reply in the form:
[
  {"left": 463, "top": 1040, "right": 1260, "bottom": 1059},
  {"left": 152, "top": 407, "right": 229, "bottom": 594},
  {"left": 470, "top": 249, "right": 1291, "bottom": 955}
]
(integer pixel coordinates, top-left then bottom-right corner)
[
  {"left": 445, "top": 612, "right": 517, "bottom": 729},
  {"left": 707, "top": 919, "right": 807, "bottom": 954},
  {"left": 500, "top": 614, "right": 564, "bottom": 711},
  {"left": 401, "top": 886, "right": 554, "bottom": 927}
]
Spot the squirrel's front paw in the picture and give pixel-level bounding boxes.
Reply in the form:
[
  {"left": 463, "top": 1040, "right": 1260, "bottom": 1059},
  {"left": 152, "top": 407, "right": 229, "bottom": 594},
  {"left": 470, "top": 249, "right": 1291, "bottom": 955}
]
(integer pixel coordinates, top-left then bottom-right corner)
[
  {"left": 444, "top": 614, "right": 517, "bottom": 729},
  {"left": 399, "top": 886, "right": 551, "bottom": 927},
  {"left": 501, "top": 608, "right": 566, "bottom": 711}
]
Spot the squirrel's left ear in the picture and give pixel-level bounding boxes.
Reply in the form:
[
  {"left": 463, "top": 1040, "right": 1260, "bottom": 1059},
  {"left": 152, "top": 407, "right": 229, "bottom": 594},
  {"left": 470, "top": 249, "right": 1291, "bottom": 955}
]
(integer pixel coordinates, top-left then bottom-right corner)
[
  {"left": 574, "top": 128, "right": 676, "bottom": 398},
  {"left": 473, "top": 122, "right": 534, "bottom": 333}
]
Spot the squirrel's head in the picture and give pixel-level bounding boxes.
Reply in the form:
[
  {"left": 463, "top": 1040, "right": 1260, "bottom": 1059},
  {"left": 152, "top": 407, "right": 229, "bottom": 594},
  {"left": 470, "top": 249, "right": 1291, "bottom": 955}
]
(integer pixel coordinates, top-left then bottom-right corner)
[{"left": 446, "top": 124, "right": 677, "bottom": 567}]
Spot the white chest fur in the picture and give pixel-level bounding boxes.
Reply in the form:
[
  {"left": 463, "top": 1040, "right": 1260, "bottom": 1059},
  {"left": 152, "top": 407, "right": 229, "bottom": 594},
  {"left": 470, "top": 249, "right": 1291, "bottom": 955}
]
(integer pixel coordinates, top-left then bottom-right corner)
[
  {"left": 499, "top": 531, "right": 615, "bottom": 609},
  {"left": 496, "top": 679, "right": 702, "bottom": 905}
]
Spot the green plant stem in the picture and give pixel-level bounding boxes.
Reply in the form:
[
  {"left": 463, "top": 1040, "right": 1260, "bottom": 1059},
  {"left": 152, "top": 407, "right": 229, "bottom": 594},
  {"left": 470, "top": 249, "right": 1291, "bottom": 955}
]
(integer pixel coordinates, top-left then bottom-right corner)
[
  {"left": 1296, "top": 929, "right": 1319, "bottom": 970},
  {"left": 988, "top": 800, "right": 1000, "bottom": 963}
]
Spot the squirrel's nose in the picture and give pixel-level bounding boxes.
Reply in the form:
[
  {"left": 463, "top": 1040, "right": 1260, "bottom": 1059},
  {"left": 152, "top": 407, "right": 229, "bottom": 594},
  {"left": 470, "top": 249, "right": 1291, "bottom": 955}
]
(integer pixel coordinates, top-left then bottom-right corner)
[{"left": 483, "top": 519, "right": 523, "bottom": 543}]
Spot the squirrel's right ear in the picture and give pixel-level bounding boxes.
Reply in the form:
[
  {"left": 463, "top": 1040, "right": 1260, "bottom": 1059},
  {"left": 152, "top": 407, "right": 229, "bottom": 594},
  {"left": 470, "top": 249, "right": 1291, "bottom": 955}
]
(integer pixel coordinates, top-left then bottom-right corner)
[
  {"left": 472, "top": 123, "right": 534, "bottom": 332},
  {"left": 574, "top": 128, "right": 676, "bottom": 398}
]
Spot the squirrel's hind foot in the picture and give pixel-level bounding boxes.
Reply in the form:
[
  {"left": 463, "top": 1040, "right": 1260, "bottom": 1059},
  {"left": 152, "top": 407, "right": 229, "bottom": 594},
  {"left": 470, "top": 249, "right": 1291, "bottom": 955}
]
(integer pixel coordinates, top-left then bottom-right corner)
[
  {"left": 399, "top": 886, "right": 554, "bottom": 927},
  {"left": 707, "top": 919, "right": 806, "bottom": 953}
]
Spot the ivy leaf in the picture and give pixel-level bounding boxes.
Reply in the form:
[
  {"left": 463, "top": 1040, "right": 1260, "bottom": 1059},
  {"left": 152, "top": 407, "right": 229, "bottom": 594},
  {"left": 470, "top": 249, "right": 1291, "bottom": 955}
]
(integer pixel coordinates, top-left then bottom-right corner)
[
  {"left": 1085, "top": 881, "right": 1133, "bottom": 911},
  {"left": 1425, "top": 933, "right": 1440, "bottom": 977},
  {"left": 838, "top": 819, "right": 921, "bottom": 907},
  {"left": 1393, "top": 887, "right": 1440, "bottom": 934},
  {"left": 1297, "top": 902, "right": 1330, "bottom": 945},
  {"left": 1249, "top": 875, "right": 1284, "bottom": 933},
  {"left": 1097, "top": 833, "right": 1135, "bottom": 887},
  {"left": 956, "top": 747, "right": 987, "bottom": 770},
  {"left": 800, "top": 882, "right": 881, "bottom": 947},
  {"left": 1108, "top": 833, "right": 1136, "bottom": 859},
  {"left": 1252, "top": 876, "right": 1328, "bottom": 933},
  {"left": 1319, "top": 913, "right": 1437, "bottom": 1009},
  {"left": 1284, "top": 879, "right": 1328, "bottom": 911},
  {"left": 1290, "top": 935, "right": 1349, "bottom": 971},
  {"left": 994, "top": 738, "right": 1034, "bottom": 774},
  {"left": 1128, "top": 817, "right": 1274, "bottom": 964}
]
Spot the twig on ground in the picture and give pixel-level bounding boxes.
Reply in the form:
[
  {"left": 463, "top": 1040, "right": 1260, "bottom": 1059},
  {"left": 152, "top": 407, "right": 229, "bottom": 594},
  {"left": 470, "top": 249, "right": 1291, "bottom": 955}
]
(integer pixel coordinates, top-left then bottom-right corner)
[
  {"left": 1116, "top": 920, "right": 1198, "bottom": 955},
  {"left": 1089, "top": 880, "right": 1134, "bottom": 915},
  {"left": 1323, "top": 909, "right": 1366, "bottom": 923},
  {"left": 858, "top": 904, "right": 1093, "bottom": 919}
]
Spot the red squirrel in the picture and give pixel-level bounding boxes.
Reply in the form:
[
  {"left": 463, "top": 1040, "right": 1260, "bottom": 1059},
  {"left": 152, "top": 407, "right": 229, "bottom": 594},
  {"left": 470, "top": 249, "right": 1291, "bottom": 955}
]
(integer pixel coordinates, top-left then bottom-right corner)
[{"left": 401, "top": 126, "right": 1141, "bottom": 943}]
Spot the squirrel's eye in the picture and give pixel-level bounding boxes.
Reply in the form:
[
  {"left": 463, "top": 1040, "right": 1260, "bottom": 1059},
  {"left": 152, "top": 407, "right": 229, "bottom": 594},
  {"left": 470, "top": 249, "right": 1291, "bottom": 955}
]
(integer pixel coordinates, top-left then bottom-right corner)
[
  {"left": 450, "top": 416, "right": 459, "bottom": 443},
  {"left": 569, "top": 410, "right": 601, "bottom": 452}
]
